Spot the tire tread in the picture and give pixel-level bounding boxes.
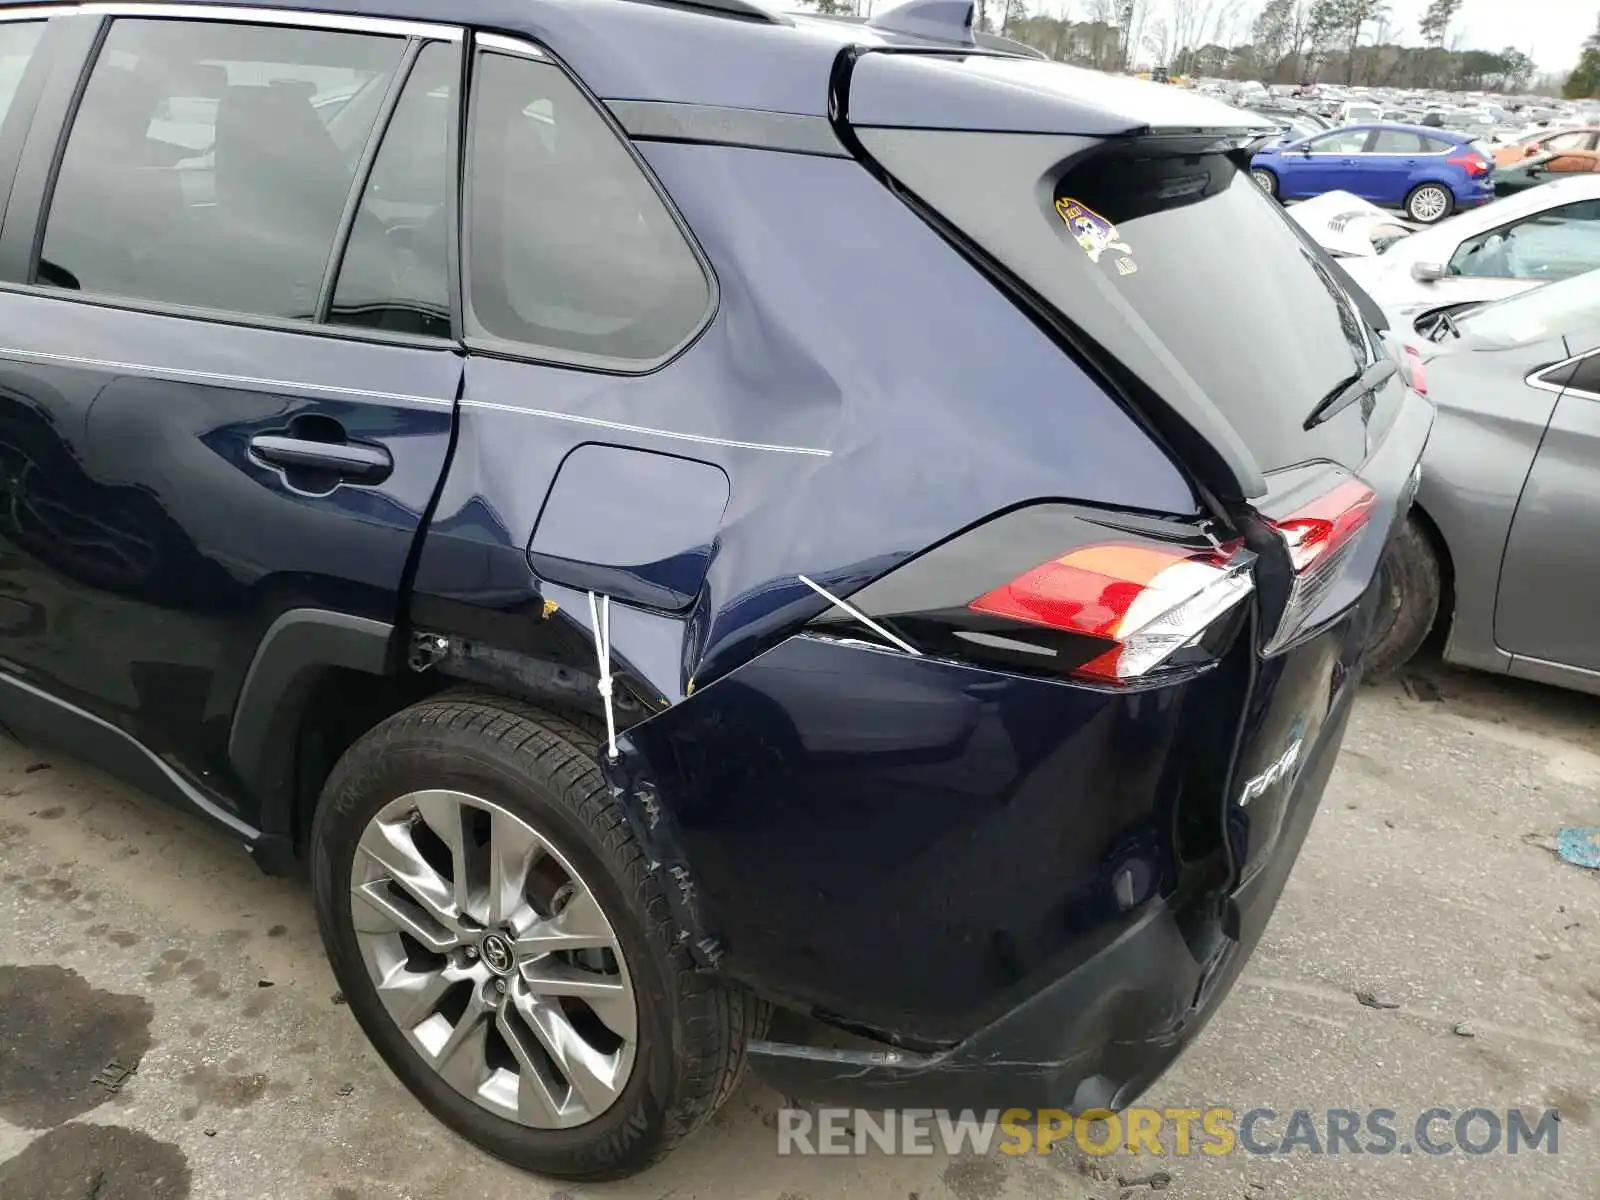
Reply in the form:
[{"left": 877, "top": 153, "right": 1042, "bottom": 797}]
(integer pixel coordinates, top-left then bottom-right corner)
[{"left": 309, "top": 688, "right": 762, "bottom": 1180}]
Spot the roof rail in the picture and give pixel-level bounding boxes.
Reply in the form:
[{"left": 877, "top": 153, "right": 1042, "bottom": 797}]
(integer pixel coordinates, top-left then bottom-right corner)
[
  {"left": 624, "top": 0, "right": 790, "bottom": 24},
  {"left": 866, "top": 0, "right": 974, "bottom": 46}
]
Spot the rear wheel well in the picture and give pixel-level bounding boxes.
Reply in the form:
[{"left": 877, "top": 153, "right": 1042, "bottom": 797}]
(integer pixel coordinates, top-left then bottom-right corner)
[
  {"left": 287, "top": 667, "right": 447, "bottom": 856},
  {"left": 285, "top": 668, "right": 609, "bottom": 861},
  {"left": 1408, "top": 503, "right": 1455, "bottom": 650}
]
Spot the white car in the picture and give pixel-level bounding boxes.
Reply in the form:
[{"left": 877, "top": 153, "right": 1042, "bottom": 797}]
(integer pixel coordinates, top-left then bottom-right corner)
[
  {"left": 1292, "top": 175, "right": 1600, "bottom": 319},
  {"left": 1337, "top": 100, "right": 1382, "bottom": 124}
]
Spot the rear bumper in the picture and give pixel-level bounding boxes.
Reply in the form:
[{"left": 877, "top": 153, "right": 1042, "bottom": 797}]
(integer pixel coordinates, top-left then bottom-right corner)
[
  {"left": 1454, "top": 180, "right": 1496, "bottom": 206},
  {"left": 610, "top": 393, "right": 1431, "bottom": 1112},
  {"left": 746, "top": 667, "right": 1359, "bottom": 1111}
]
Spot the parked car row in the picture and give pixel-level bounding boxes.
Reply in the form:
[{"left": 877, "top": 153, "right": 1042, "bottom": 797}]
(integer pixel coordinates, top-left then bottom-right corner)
[
  {"left": 1250, "top": 123, "right": 1495, "bottom": 223},
  {"left": 1292, "top": 175, "right": 1600, "bottom": 318},
  {"left": 1196, "top": 76, "right": 1600, "bottom": 148},
  {"left": 1250, "top": 117, "right": 1600, "bottom": 224}
]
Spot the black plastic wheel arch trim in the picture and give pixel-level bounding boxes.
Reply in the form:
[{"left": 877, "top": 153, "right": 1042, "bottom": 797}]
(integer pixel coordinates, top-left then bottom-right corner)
[{"left": 227, "top": 608, "right": 395, "bottom": 846}]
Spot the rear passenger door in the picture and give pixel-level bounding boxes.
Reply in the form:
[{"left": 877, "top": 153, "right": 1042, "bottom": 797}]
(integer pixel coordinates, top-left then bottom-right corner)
[
  {"left": 1368, "top": 127, "right": 1427, "bottom": 201},
  {"left": 0, "top": 7, "right": 463, "bottom": 818}
]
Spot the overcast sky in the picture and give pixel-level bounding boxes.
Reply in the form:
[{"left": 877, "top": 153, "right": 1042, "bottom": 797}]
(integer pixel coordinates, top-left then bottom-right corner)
[
  {"left": 1419, "top": 0, "right": 1594, "bottom": 72},
  {"left": 1007, "top": 0, "right": 1596, "bottom": 74}
]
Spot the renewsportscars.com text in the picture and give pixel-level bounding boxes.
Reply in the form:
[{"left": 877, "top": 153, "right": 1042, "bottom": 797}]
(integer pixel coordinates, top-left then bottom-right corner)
[{"left": 776, "top": 1107, "right": 1562, "bottom": 1157}]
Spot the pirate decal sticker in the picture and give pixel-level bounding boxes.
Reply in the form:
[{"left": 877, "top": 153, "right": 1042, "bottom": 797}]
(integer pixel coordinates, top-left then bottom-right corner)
[{"left": 1056, "top": 197, "right": 1137, "bottom": 276}]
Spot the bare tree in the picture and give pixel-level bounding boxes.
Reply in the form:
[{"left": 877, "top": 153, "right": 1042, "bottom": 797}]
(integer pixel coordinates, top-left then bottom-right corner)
[
  {"left": 1253, "top": 0, "right": 1296, "bottom": 65},
  {"left": 1418, "top": 0, "right": 1461, "bottom": 48},
  {"left": 1285, "top": 0, "right": 1316, "bottom": 78},
  {"left": 1117, "top": 0, "right": 1153, "bottom": 69},
  {"left": 1084, "top": 0, "right": 1122, "bottom": 69},
  {"left": 1144, "top": 15, "right": 1173, "bottom": 66},
  {"left": 1211, "top": 0, "right": 1252, "bottom": 53},
  {"left": 1170, "top": 0, "right": 1222, "bottom": 62}
]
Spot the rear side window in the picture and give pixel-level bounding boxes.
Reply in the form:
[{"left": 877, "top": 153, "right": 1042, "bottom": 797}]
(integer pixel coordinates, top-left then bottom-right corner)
[
  {"left": 1422, "top": 134, "right": 1455, "bottom": 153},
  {"left": 464, "top": 48, "right": 710, "bottom": 367},
  {"left": 39, "top": 19, "right": 405, "bottom": 318},
  {"left": 0, "top": 21, "right": 42, "bottom": 127},
  {"left": 1567, "top": 351, "right": 1600, "bottom": 396},
  {"left": 1371, "top": 129, "right": 1426, "bottom": 153}
]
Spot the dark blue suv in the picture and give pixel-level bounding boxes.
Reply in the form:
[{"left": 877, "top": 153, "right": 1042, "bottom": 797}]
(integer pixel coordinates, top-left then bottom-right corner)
[{"left": 0, "top": 0, "right": 1429, "bottom": 1180}]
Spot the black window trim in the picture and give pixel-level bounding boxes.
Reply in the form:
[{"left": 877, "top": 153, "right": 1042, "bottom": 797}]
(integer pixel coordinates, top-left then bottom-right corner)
[
  {"left": 458, "top": 30, "right": 718, "bottom": 377},
  {"left": 314, "top": 34, "right": 430, "bottom": 326},
  {"left": 0, "top": 6, "right": 466, "bottom": 349},
  {"left": 0, "top": 6, "right": 78, "bottom": 22},
  {"left": 0, "top": 11, "right": 60, "bottom": 235},
  {"left": 314, "top": 35, "right": 422, "bottom": 323}
]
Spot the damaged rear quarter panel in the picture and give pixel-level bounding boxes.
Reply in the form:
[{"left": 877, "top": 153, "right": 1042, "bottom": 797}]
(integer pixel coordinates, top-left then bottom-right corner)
[{"left": 406, "top": 143, "right": 1200, "bottom": 1036}]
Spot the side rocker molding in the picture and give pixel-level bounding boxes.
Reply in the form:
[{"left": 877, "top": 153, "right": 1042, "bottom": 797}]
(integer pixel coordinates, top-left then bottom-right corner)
[
  {"left": 228, "top": 608, "right": 396, "bottom": 852},
  {"left": 0, "top": 667, "right": 278, "bottom": 855}
]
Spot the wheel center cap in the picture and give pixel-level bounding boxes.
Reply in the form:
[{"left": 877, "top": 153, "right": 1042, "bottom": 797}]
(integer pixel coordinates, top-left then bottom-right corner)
[{"left": 479, "top": 932, "right": 514, "bottom": 976}]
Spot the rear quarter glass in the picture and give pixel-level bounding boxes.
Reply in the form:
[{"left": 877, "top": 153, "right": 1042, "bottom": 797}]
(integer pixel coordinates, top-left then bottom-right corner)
[{"left": 854, "top": 127, "right": 1379, "bottom": 484}]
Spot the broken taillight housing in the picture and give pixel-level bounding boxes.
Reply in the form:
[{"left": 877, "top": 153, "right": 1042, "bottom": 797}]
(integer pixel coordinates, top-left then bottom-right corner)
[
  {"left": 1263, "top": 477, "right": 1377, "bottom": 653},
  {"left": 804, "top": 504, "right": 1258, "bottom": 686},
  {"left": 968, "top": 541, "right": 1256, "bottom": 682},
  {"left": 1400, "top": 344, "right": 1428, "bottom": 395}
]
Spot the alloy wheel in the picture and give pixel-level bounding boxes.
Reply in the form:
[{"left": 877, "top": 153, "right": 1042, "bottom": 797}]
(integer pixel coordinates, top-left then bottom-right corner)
[
  {"left": 1409, "top": 186, "right": 1448, "bottom": 223},
  {"left": 349, "top": 789, "right": 638, "bottom": 1129}
]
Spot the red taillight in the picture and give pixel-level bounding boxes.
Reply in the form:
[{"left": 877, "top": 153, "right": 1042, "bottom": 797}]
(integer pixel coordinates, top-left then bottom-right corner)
[
  {"left": 1448, "top": 153, "right": 1489, "bottom": 177},
  {"left": 1402, "top": 345, "right": 1428, "bottom": 395},
  {"left": 969, "top": 541, "right": 1255, "bottom": 682},
  {"left": 1264, "top": 477, "right": 1377, "bottom": 652},
  {"left": 1270, "top": 478, "right": 1377, "bottom": 573}
]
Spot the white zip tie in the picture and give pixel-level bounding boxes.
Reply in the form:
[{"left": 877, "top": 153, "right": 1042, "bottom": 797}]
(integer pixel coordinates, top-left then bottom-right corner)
[
  {"left": 586, "top": 591, "right": 619, "bottom": 760},
  {"left": 797, "top": 574, "right": 921, "bottom": 656}
]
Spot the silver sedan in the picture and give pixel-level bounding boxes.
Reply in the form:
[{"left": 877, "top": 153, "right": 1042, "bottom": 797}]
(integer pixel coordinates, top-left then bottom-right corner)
[{"left": 1368, "top": 269, "right": 1600, "bottom": 694}]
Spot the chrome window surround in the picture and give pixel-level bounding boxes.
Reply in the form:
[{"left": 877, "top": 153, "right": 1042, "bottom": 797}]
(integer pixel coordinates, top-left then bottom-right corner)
[
  {"left": 11, "top": 2, "right": 463, "bottom": 39},
  {"left": 476, "top": 31, "right": 544, "bottom": 57},
  {"left": 1528, "top": 347, "right": 1600, "bottom": 402}
]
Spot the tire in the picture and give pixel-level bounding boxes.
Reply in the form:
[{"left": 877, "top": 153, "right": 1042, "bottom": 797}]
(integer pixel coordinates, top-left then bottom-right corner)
[
  {"left": 1362, "top": 515, "right": 1441, "bottom": 680},
  {"left": 309, "top": 691, "right": 761, "bottom": 1180},
  {"left": 1251, "top": 167, "right": 1278, "bottom": 198},
  {"left": 1405, "top": 183, "right": 1454, "bottom": 224}
]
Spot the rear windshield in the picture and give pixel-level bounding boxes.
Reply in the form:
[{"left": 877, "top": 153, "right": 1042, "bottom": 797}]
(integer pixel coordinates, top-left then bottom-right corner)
[{"left": 856, "top": 129, "right": 1374, "bottom": 475}]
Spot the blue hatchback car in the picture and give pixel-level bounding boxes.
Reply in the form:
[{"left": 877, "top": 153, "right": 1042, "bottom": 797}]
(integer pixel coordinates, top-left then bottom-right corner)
[
  {"left": 1251, "top": 122, "right": 1495, "bottom": 223},
  {"left": 0, "top": 0, "right": 1432, "bottom": 1180}
]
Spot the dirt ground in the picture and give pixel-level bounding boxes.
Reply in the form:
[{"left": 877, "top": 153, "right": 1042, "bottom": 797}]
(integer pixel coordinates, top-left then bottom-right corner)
[{"left": 0, "top": 660, "right": 1597, "bottom": 1199}]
